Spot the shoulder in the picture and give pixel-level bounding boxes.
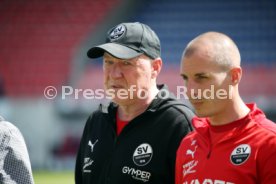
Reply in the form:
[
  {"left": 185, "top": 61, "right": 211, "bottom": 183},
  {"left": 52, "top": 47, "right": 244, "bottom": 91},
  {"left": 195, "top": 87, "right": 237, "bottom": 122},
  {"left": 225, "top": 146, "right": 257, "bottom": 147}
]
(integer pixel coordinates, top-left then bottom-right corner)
[
  {"left": 246, "top": 117, "right": 276, "bottom": 154},
  {"left": 88, "top": 103, "right": 111, "bottom": 121},
  {"left": 159, "top": 99, "right": 194, "bottom": 119},
  {"left": 0, "top": 117, "right": 21, "bottom": 138},
  {"left": 177, "top": 131, "right": 197, "bottom": 152},
  {"left": 171, "top": 104, "right": 194, "bottom": 119},
  {"left": 252, "top": 119, "right": 276, "bottom": 169},
  {"left": 85, "top": 103, "right": 111, "bottom": 120},
  {"left": 248, "top": 104, "right": 276, "bottom": 135},
  {"left": 255, "top": 117, "right": 276, "bottom": 135},
  {"left": 166, "top": 102, "right": 194, "bottom": 130},
  {"left": 0, "top": 117, "right": 26, "bottom": 152},
  {"left": 84, "top": 109, "right": 105, "bottom": 127},
  {"left": 83, "top": 104, "right": 113, "bottom": 130},
  {"left": 256, "top": 118, "right": 276, "bottom": 149}
]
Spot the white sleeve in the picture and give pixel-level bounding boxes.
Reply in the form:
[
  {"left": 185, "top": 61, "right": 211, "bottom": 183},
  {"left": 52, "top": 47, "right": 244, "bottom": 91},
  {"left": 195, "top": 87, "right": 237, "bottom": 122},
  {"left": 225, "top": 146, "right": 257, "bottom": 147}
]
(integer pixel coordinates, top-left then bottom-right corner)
[{"left": 0, "top": 118, "right": 34, "bottom": 184}]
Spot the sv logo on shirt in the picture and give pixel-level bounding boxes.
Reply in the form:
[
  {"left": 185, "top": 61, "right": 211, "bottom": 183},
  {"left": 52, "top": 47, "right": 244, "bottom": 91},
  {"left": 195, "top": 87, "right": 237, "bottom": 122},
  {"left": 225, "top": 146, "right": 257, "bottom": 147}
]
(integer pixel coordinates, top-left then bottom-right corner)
[
  {"left": 230, "top": 144, "right": 251, "bottom": 165},
  {"left": 133, "top": 143, "right": 153, "bottom": 166}
]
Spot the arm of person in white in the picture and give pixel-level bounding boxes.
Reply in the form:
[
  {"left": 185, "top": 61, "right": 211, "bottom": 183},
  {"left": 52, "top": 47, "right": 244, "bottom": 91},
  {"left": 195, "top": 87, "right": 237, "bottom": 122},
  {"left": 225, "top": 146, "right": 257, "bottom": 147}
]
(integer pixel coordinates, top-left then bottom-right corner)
[{"left": 0, "top": 116, "right": 34, "bottom": 184}]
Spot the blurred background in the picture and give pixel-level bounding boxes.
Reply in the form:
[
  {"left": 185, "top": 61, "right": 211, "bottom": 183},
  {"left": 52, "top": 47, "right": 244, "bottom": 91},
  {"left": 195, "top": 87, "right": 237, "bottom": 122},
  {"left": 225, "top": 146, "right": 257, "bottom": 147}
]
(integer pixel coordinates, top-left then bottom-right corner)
[{"left": 0, "top": 0, "right": 275, "bottom": 183}]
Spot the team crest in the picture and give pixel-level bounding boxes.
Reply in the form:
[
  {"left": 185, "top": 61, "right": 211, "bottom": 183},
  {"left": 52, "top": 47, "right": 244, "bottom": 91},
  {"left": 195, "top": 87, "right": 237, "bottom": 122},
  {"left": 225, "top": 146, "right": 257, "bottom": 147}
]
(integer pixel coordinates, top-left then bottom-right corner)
[
  {"left": 230, "top": 144, "right": 251, "bottom": 165},
  {"left": 133, "top": 143, "right": 153, "bottom": 166},
  {"left": 109, "top": 24, "right": 126, "bottom": 41}
]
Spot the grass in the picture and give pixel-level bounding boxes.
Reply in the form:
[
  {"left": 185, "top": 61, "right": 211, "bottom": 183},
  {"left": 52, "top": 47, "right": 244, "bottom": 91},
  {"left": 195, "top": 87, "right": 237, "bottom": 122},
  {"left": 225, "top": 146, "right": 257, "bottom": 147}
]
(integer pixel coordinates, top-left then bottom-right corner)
[{"left": 33, "top": 170, "right": 74, "bottom": 184}]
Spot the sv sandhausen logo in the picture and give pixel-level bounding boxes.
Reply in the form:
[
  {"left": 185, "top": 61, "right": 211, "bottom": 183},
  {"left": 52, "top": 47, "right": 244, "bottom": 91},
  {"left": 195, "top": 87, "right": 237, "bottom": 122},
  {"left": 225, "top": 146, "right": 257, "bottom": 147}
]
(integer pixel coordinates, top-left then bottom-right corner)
[
  {"left": 109, "top": 24, "right": 126, "bottom": 41},
  {"left": 133, "top": 143, "right": 153, "bottom": 166},
  {"left": 230, "top": 144, "right": 251, "bottom": 165}
]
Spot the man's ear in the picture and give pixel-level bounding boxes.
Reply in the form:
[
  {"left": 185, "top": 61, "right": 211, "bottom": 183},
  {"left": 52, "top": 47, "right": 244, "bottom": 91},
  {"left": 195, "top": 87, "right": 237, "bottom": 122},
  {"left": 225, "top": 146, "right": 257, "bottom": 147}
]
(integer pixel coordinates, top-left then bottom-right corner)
[
  {"left": 229, "top": 67, "right": 242, "bottom": 85},
  {"left": 151, "top": 58, "right": 162, "bottom": 78}
]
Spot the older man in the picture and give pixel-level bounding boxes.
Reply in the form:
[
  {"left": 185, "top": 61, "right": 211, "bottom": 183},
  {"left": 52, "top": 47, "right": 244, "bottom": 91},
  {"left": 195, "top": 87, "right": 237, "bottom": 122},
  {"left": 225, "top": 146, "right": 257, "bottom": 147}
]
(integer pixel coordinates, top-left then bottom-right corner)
[{"left": 75, "top": 22, "right": 194, "bottom": 184}]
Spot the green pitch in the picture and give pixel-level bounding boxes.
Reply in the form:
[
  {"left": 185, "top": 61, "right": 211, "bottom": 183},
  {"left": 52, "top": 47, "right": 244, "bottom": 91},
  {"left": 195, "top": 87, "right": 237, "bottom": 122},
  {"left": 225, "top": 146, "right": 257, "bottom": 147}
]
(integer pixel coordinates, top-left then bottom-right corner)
[{"left": 33, "top": 171, "right": 74, "bottom": 184}]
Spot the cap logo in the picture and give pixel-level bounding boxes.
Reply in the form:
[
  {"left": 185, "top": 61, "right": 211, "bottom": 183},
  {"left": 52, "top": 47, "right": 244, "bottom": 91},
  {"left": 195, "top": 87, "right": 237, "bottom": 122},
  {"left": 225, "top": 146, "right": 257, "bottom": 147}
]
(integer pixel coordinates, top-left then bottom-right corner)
[{"left": 109, "top": 24, "right": 126, "bottom": 41}]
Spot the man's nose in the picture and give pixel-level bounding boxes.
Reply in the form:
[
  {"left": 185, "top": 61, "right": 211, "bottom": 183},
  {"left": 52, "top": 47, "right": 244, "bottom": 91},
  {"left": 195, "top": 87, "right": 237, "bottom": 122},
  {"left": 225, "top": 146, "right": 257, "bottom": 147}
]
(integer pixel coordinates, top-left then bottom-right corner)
[
  {"left": 186, "top": 81, "right": 199, "bottom": 99},
  {"left": 109, "top": 63, "right": 123, "bottom": 79}
]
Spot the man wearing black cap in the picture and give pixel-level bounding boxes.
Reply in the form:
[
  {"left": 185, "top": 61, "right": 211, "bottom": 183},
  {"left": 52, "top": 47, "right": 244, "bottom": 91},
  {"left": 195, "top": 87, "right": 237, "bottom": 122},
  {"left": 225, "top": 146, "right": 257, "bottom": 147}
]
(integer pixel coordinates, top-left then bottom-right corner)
[{"left": 75, "top": 22, "right": 194, "bottom": 184}]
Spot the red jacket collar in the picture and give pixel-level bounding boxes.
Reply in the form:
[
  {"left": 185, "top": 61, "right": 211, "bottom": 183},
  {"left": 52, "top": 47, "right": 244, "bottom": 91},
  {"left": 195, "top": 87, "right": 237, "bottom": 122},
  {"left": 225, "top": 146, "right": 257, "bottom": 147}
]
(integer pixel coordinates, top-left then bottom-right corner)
[{"left": 192, "top": 103, "right": 266, "bottom": 135}]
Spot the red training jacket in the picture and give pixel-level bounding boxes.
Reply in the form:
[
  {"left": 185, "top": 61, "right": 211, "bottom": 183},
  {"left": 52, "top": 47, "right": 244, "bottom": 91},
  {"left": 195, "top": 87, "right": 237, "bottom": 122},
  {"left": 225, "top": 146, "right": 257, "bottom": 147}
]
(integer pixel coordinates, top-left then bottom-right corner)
[{"left": 175, "top": 103, "right": 276, "bottom": 184}]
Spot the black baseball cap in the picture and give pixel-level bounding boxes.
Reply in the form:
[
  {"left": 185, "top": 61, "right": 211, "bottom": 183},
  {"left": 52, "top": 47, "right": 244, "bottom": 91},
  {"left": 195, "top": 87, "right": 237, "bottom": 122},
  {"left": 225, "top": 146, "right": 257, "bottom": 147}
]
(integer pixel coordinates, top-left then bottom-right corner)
[{"left": 87, "top": 22, "right": 161, "bottom": 59}]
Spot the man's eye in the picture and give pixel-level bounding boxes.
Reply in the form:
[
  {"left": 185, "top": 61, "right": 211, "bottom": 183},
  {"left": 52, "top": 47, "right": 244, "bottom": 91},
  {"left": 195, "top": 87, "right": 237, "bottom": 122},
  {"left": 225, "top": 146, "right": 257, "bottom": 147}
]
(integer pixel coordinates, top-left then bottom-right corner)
[
  {"left": 122, "top": 60, "right": 131, "bottom": 65},
  {"left": 182, "top": 75, "right": 188, "bottom": 81},
  {"left": 105, "top": 60, "right": 113, "bottom": 65},
  {"left": 196, "top": 76, "right": 208, "bottom": 81}
]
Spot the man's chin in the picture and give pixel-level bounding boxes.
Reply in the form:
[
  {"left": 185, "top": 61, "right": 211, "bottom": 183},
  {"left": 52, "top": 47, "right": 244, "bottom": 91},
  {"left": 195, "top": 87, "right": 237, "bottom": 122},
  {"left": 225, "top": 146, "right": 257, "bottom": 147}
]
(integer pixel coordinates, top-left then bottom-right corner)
[
  {"left": 194, "top": 109, "right": 208, "bottom": 118},
  {"left": 112, "top": 98, "right": 134, "bottom": 105}
]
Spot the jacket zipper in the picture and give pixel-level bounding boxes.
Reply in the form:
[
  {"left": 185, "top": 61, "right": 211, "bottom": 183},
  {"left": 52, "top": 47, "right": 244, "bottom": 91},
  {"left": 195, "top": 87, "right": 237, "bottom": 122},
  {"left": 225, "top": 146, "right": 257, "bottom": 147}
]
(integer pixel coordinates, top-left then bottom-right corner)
[
  {"left": 207, "top": 137, "right": 236, "bottom": 159},
  {"left": 104, "top": 116, "right": 117, "bottom": 184},
  {"left": 197, "top": 131, "right": 213, "bottom": 159},
  {"left": 207, "top": 143, "right": 212, "bottom": 159}
]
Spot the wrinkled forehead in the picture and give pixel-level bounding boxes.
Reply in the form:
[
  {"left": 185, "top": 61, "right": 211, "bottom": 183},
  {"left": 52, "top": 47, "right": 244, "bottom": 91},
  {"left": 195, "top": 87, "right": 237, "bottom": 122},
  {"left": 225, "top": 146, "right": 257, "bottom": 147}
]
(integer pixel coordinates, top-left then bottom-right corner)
[{"left": 103, "top": 52, "right": 148, "bottom": 60}]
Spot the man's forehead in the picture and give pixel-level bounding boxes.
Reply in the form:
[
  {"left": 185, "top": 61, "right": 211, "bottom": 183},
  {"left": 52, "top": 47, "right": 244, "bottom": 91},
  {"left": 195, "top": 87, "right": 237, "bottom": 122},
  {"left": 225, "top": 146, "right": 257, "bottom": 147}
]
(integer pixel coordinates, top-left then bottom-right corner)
[
  {"left": 181, "top": 58, "right": 218, "bottom": 75},
  {"left": 103, "top": 52, "right": 138, "bottom": 60},
  {"left": 103, "top": 52, "right": 117, "bottom": 59},
  {"left": 181, "top": 68, "right": 209, "bottom": 77}
]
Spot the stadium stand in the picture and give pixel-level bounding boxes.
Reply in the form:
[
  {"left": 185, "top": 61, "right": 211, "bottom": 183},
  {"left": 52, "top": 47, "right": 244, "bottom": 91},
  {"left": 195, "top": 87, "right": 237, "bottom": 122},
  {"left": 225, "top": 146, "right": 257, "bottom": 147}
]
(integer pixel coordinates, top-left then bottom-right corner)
[
  {"left": 133, "top": 0, "right": 276, "bottom": 65},
  {"left": 0, "top": 0, "right": 120, "bottom": 96},
  {"left": 130, "top": 0, "right": 276, "bottom": 100}
]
